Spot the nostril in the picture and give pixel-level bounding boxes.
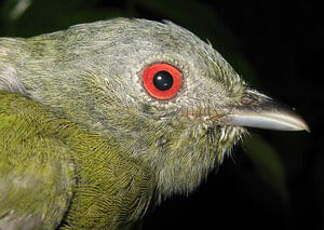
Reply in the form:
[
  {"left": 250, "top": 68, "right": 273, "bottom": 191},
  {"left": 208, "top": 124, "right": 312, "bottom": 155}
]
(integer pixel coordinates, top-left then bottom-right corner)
[{"left": 241, "top": 94, "right": 258, "bottom": 106}]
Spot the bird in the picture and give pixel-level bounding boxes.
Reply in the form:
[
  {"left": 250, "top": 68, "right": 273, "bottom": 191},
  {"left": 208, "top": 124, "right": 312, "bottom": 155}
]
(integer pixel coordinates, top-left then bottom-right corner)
[{"left": 0, "top": 18, "right": 309, "bottom": 230}]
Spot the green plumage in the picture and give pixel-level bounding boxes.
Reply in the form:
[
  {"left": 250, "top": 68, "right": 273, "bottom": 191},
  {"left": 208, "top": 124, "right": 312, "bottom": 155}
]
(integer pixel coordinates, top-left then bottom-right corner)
[
  {"left": 0, "top": 18, "right": 307, "bottom": 229},
  {"left": 0, "top": 92, "right": 153, "bottom": 229}
]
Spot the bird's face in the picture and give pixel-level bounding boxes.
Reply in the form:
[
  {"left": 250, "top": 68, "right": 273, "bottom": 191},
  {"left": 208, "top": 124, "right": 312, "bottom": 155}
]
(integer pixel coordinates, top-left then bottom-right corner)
[
  {"left": 72, "top": 19, "right": 247, "bottom": 199},
  {"left": 15, "top": 18, "right": 308, "bottom": 200},
  {"left": 63, "top": 18, "right": 306, "bottom": 200}
]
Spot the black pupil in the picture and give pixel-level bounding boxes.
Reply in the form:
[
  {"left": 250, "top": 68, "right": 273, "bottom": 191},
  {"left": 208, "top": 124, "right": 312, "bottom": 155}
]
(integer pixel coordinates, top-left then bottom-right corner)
[{"left": 153, "top": 71, "right": 173, "bottom": 91}]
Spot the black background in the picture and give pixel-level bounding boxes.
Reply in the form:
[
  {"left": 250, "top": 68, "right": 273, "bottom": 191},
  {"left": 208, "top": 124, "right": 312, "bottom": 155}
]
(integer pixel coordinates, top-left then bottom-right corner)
[{"left": 0, "top": 0, "right": 322, "bottom": 229}]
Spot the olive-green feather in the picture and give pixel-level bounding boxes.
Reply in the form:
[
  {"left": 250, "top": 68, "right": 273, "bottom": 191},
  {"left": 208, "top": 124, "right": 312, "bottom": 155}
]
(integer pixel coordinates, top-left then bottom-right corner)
[{"left": 0, "top": 91, "right": 154, "bottom": 230}]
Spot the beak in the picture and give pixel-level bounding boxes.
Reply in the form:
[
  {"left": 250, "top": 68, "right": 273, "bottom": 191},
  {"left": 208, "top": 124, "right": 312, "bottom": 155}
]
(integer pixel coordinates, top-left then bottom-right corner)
[{"left": 221, "top": 90, "right": 310, "bottom": 132}]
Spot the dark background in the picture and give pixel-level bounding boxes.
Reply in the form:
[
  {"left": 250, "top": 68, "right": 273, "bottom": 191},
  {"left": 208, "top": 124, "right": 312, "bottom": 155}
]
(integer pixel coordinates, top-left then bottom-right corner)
[{"left": 0, "top": 0, "right": 322, "bottom": 229}]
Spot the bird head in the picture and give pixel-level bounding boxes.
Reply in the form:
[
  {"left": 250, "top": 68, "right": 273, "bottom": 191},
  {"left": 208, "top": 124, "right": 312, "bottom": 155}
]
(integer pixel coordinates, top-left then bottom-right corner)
[{"left": 0, "top": 18, "right": 309, "bottom": 201}]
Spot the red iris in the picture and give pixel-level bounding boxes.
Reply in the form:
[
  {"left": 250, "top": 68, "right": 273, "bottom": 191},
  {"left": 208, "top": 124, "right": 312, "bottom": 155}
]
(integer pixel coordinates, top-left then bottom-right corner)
[{"left": 142, "top": 63, "right": 182, "bottom": 99}]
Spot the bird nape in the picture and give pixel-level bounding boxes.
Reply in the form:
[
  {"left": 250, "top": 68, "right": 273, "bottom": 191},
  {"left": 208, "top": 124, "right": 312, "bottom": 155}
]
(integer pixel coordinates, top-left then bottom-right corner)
[{"left": 0, "top": 18, "right": 308, "bottom": 230}]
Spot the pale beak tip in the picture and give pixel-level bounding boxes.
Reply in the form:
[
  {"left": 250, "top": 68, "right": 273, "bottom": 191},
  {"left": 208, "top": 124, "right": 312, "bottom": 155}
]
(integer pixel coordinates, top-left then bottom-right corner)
[
  {"left": 285, "top": 113, "right": 310, "bottom": 133},
  {"left": 301, "top": 122, "right": 311, "bottom": 133}
]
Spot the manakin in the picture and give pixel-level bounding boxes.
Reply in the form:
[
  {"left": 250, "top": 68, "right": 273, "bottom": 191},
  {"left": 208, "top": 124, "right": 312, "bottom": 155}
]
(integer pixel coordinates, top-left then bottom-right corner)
[{"left": 0, "top": 18, "right": 308, "bottom": 230}]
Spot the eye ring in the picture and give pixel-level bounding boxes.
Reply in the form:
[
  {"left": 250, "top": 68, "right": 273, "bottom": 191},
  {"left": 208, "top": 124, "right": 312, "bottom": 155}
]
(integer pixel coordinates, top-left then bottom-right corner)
[{"left": 142, "top": 63, "right": 182, "bottom": 100}]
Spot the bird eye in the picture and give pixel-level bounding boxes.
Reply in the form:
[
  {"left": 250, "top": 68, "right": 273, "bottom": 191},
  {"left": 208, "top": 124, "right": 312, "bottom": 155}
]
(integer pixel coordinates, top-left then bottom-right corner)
[{"left": 142, "top": 63, "right": 182, "bottom": 99}]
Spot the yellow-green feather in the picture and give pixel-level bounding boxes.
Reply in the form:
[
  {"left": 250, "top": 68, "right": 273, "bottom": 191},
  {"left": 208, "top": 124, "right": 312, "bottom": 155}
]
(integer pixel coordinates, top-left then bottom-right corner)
[{"left": 0, "top": 91, "right": 154, "bottom": 230}]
